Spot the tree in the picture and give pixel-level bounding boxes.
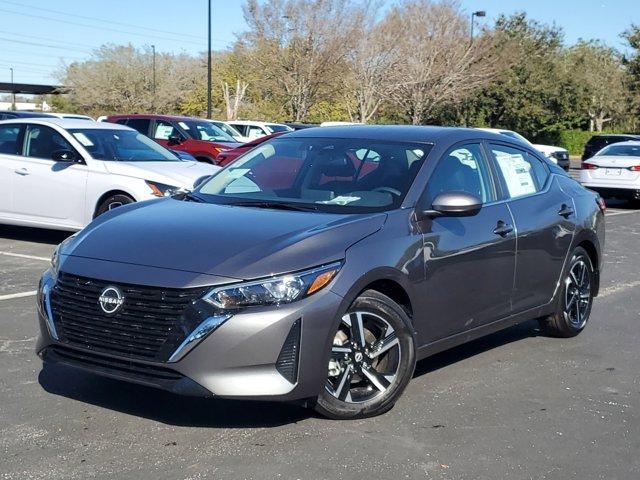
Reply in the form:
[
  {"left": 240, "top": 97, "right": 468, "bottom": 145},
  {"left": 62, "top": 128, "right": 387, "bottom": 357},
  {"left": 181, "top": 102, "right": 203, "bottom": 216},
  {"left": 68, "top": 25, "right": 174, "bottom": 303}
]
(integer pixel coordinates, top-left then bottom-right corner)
[
  {"left": 342, "top": 2, "right": 402, "bottom": 123},
  {"left": 221, "top": 80, "right": 249, "bottom": 120},
  {"left": 622, "top": 25, "right": 640, "bottom": 129},
  {"left": 58, "top": 44, "right": 202, "bottom": 116},
  {"left": 565, "top": 41, "right": 626, "bottom": 131},
  {"left": 384, "top": 0, "right": 502, "bottom": 125},
  {"left": 241, "top": 0, "right": 363, "bottom": 121}
]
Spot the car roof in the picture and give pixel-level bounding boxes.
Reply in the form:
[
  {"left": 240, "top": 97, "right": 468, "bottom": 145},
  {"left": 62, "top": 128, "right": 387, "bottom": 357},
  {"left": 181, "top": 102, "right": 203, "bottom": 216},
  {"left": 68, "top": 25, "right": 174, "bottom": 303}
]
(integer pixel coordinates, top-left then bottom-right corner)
[
  {"left": 0, "top": 117, "right": 130, "bottom": 130},
  {"left": 106, "top": 113, "right": 207, "bottom": 122},
  {"left": 229, "top": 120, "right": 287, "bottom": 126},
  {"left": 590, "top": 134, "right": 640, "bottom": 139},
  {"left": 283, "top": 125, "right": 515, "bottom": 144},
  {"left": 0, "top": 110, "right": 56, "bottom": 118}
]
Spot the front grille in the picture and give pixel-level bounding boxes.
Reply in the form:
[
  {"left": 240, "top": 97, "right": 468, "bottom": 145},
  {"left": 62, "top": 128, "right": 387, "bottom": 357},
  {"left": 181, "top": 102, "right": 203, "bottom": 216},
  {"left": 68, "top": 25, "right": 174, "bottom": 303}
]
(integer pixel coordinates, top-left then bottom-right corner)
[{"left": 50, "top": 273, "right": 208, "bottom": 361}]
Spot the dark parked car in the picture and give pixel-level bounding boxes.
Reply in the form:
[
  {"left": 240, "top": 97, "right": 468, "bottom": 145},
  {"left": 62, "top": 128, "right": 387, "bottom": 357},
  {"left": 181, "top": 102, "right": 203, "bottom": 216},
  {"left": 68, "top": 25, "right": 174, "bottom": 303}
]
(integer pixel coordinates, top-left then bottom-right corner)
[
  {"left": 215, "top": 132, "right": 284, "bottom": 166},
  {"left": 106, "top": 114, "right": 242, "bottom": 164},
  {"left": 582, "top": 134, "right": 640, "bottom": 160},
  {"left": 0, "top": 110, "right": 55, "bottom": 120},
  {"left": 37, "top": 126, "right": 605, "bottom": 419}
]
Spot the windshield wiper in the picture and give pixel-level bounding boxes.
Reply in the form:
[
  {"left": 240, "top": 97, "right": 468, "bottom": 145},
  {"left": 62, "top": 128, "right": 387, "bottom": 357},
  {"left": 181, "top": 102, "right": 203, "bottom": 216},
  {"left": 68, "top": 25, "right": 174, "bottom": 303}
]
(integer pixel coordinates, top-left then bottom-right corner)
[
  {"left": 226, "top": 200, "right": 318, "bottom": 212},
  {"left": 178, "top": 191, "right": 206, "bottom": 203}
]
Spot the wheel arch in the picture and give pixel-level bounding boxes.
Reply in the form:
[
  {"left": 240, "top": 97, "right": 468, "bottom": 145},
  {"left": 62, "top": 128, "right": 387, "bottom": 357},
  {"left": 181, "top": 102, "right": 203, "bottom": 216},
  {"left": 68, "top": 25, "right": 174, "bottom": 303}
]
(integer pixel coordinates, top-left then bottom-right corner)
[
  {"left": 570, "top": 230, "right": 601, "bottom": 296},
  {"left": 93, "top": 189, "right": 136, "bottom": 219}
]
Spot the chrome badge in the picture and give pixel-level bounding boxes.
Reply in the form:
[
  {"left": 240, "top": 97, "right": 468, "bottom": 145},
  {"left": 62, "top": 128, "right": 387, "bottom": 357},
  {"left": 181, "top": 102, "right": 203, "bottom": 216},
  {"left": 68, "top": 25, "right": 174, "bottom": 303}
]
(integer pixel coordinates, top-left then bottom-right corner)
[{"left": 98, "top": 286, "right": 125, "bottom": 314}]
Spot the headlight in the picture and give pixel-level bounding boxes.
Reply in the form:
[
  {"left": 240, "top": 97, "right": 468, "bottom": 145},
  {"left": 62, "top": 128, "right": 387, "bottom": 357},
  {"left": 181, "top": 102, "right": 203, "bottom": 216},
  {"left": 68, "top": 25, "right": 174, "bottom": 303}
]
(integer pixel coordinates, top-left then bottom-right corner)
[
  {"left": 204, "top": 262, "right": 341, "bottom": 309},
  {"left": 51, "top": 233, "right": 78, "bottom": 276},
  {"left": 146, "top": 180, "right": 185, "bottom": 197}
]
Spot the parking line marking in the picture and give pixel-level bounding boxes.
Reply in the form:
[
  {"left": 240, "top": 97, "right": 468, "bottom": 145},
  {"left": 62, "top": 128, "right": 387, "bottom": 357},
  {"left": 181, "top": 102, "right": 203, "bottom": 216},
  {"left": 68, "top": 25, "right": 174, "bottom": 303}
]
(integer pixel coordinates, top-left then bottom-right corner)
[
  {"left": 606, "top": 210, "right": 640, "bottom": 217},
  {"left": 0, "top": 251, "right": 50, "bottom": 262},
  {"left": 0, "top": 291, "right": 37, "bottom": 301}
]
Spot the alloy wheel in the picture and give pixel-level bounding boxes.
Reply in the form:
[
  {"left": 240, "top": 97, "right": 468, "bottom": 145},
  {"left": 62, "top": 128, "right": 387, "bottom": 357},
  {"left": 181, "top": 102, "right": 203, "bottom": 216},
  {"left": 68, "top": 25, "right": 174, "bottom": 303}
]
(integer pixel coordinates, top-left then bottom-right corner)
[
  {"left": 563, "top": 259, "right": 592, "bottom": 329},
  {"left": 325, "top": 311, "right": 401, "bottom": 404}
]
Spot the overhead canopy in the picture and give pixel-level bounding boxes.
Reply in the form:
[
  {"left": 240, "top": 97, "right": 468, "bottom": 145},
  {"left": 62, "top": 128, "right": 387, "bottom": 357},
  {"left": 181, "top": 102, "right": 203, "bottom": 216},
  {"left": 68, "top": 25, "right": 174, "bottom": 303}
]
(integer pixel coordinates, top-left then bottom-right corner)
[{"left": 0, "top": 82, "right": 66, "bottom": 95}]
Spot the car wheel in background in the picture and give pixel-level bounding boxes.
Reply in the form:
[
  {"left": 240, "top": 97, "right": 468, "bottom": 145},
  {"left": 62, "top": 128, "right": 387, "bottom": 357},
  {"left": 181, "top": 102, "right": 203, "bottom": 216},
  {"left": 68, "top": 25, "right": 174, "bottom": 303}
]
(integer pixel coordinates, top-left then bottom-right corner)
[
  {"left": 314, "top": 289, "right": 416, "bottom": 419},
  {"left": 95, "top": 194, "right": 135, "bottom": 218},
  {"left": 539, "top": 246, "right": 594, "bottom": 337}
]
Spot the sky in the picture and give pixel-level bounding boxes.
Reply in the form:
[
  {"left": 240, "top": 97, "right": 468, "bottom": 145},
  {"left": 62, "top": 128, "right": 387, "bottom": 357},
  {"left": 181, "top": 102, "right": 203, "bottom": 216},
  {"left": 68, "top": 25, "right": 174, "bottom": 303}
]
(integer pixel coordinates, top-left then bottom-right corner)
[{"left": 0, "top": 0, "right": 638, "bottom": 86}]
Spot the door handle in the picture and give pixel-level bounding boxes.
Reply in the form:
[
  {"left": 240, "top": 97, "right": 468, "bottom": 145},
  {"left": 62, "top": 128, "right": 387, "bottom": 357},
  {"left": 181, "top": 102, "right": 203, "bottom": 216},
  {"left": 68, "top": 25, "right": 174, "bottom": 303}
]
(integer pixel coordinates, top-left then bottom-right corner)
[
  {"left": 14, "top": 168, "right": 29, "bottom": 176},
  {"left": 558, "top": 204, "right": 574, "bottom": 218},
  {"left": 493, "top": 221, "right": 513, "bottom": 237}
]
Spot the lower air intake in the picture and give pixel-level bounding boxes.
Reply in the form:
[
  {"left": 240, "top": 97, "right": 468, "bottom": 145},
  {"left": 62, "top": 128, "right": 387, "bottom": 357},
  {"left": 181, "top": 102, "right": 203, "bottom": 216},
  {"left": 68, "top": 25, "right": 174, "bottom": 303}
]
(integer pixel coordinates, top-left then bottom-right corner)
[{"left": 275, "top": 319, "right": 301, "bottom": 383}]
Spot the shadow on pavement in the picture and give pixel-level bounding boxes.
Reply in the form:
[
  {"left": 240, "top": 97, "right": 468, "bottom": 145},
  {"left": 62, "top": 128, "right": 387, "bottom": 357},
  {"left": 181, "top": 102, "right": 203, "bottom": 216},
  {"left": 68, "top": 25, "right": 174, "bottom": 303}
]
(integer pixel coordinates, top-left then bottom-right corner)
[
  {"left": 413, "top": 320, "right": 540, "bottom": 378},
  {"left": 0, "top": 225, "right": 73, "bottom": 245},
  {"left": 38, "top": 363, "right": 312, "bottom": 428}
]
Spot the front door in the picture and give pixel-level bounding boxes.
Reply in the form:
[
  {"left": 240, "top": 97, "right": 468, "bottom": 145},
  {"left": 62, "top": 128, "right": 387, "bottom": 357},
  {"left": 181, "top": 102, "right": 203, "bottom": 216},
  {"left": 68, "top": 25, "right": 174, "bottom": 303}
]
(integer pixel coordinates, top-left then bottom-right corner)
[{"left": 417, "top": 143, "right": 516, "bottom": 342}]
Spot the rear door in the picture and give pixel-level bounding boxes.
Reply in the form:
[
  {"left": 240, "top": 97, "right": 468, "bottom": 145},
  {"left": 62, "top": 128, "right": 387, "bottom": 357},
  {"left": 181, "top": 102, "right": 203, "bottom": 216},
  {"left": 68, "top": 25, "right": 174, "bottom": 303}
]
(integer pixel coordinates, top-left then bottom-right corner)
[
  {"left": 418, "top": 142, "right": 516, "bottom": 341},
  {"left": 488, "top": 142, "right": 575, "bottom": 313},
  {"left": 10, "top": 124, "right": 88, "bottom": 227}
]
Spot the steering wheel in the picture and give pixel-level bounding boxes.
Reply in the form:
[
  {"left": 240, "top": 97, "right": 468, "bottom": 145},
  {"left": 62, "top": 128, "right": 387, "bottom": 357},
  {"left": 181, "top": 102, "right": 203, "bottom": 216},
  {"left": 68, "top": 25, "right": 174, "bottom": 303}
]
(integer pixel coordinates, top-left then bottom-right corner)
[{"left": 373, "top": 186, "right": 402, "bottom": 197}]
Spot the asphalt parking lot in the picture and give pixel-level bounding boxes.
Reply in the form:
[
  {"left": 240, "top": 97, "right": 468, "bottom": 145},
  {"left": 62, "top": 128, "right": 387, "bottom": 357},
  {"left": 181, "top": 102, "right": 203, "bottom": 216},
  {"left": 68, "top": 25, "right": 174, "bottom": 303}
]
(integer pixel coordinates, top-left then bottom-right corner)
[{"left": 1, "top": 195, "right": 639, "bottom": 479}]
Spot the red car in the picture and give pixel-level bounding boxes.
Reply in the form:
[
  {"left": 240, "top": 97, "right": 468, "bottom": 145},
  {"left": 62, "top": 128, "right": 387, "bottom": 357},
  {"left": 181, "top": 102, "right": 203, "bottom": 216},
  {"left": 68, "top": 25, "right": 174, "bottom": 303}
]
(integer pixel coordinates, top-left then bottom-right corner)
[
  {"left": 106, "top": 114, "right": 242, "bottom": 164},
  {"left": 215, "top": 132, "right": 284, "bottom": 166}
]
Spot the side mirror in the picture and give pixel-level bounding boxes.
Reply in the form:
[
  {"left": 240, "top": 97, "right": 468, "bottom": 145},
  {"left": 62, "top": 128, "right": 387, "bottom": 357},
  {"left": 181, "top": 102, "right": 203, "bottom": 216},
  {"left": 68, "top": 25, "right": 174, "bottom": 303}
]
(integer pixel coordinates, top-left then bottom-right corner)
[
  {"left": 167, "top": 134, "right": 183, "bottom": 146},
  {"left": 418, "top": 191, "right": 482, "bottom": 219},
  {"left": 51, "top": 149, "right": 78, "bottom": 162}
]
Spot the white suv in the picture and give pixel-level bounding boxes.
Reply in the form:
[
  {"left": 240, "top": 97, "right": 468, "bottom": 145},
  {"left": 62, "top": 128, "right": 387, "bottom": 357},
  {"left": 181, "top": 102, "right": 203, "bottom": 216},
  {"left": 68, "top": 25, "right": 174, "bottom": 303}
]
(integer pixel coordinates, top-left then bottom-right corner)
[
  {"left": 226, "top": 120, "right": 293, "bottom": 140},
  {"left": 0, "top": 118, "right": 218, "bottom": 231}
]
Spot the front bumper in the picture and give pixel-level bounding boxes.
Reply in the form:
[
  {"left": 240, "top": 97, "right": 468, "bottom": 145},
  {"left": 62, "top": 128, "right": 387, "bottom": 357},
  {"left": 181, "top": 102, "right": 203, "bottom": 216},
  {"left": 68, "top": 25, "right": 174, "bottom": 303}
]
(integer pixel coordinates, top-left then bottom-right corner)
[{"left": 36, "top": 268, "right": 344, "bottom": 401}]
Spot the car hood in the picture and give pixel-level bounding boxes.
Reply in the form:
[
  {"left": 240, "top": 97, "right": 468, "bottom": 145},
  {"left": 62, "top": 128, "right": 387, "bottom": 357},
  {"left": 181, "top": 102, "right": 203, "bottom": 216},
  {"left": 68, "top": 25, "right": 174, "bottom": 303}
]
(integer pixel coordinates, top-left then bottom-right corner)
[
  {"left": 533, "top": 144, "right": 568, "bottom": 155},
  {"left": 65, "top": 199, "right": 387, "bottom": 279},
  {"left": 103, "top": 161, "right": 220, "bottom": 188}
]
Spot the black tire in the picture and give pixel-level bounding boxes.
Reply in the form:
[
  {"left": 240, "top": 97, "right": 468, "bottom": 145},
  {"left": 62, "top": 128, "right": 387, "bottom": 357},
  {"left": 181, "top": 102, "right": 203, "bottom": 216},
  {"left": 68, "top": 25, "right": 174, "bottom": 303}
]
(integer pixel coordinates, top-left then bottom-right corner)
[
  {"left": 539, "top": 246, "right": 594, "bottom": 338},
  {"left": 95, "top": 194, "right": 134, "bottom": 218},
  {"left": 314, "top": 289, "right": 416, "bottom": 419}
]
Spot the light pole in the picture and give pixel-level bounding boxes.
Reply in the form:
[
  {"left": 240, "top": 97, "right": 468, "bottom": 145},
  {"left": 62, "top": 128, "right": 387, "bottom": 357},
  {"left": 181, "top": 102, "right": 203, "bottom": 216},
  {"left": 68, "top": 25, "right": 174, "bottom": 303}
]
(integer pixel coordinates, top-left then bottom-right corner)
[
  {"left": 470, "top": 10, "right": 486, "bottom": 43},
  {"left": 207, "top": 0, "right": 212, "bottom": 119},
  {"left": 151, "top": 45, "right": 156, "bottom": 111},
  {"left": 10, "top": 67, "right": 15, "bottom": 111}
]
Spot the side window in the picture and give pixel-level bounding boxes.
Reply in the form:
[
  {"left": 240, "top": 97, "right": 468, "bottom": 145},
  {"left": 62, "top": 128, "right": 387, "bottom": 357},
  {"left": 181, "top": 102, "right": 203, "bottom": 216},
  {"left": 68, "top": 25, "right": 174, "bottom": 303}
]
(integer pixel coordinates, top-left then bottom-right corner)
[
  {"left": 425, "top": 143, "right": 495, "bottom": 205},
  {"left": 23, "top": 125, "right": 74, "bottom": 160},
  {"left": 229, "top": 124, "right": 247, "bottom": 136},
  {"left": 153, "top": 120, "right": 177, "bottom": 140},
  {"left": 489, "top": 144, "right": 549, "bottom": 199},
  {"left": 247, "top": 126, "right": 265, "bottom": 139},
  {"left": 114, "top": 119, "right": 128, "bottom": 125},
  {"left": 0, "top": 124, "right": 22, "bottom": 155},
  {"left": 125, "top": 118, "right": 151, "bottom": 135}
]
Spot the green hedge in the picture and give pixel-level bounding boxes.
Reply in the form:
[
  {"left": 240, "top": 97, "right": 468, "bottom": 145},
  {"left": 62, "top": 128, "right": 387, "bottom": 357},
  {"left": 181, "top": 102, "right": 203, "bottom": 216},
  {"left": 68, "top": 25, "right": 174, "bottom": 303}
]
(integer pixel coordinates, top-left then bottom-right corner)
[{"left": 536, "top": 129, "right": 629, "bottom": 156}]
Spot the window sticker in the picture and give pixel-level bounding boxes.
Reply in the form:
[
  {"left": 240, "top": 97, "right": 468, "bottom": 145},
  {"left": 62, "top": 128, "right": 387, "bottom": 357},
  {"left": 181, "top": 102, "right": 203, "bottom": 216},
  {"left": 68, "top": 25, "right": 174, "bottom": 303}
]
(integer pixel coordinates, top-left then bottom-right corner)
[
  {"left": 72, "top": 132, "right": 94, "bottom": 147},
  {"left": 178, "top": 122, "right": 190, "bottom": 130},
  {"left": 495, "top": 152, "right": 536, "bottom": 197},
  {"left": 154, "top": 125, "right": 174, "bottom": 140},
  {"left": 318, "top": 195, "right": 361, "bottom": 205}
]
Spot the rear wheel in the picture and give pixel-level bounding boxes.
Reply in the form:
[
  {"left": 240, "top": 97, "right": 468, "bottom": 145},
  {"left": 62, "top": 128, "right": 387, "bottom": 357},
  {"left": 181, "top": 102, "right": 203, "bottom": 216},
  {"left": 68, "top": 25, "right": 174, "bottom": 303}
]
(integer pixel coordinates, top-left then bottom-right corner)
[
  {"left": 95, "top": 194, "right": 134, "bottom": 218},
  {"left": 314, "top": 290, "right": 416, "bottom": 419},
  {"left": 539, "top": 247, "right": 594, "bottom": 337}
]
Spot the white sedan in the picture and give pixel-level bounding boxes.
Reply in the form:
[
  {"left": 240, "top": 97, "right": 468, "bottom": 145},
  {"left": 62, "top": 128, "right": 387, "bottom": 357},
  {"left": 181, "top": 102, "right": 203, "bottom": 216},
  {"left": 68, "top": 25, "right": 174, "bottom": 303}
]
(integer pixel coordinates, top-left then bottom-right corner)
[
  {"left": 0, "top": 118, "right": 219, "bottom": 231},
  {"left": 580, "top": 141, "right": 640, "bottom": 203}
]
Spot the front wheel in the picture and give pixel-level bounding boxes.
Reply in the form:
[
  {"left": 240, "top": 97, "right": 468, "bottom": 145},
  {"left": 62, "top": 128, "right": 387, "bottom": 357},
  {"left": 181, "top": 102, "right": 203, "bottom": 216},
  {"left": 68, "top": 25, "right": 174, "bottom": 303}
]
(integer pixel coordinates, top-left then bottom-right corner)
[
  {"left": 314, "top": 290, "right": 416, "bottom": 419},
  {"left": 95, "top": 194, "right": 134, "bottom": 218},
  {"left": 539, "top": 246, "right": 594, "bottom": 337}
]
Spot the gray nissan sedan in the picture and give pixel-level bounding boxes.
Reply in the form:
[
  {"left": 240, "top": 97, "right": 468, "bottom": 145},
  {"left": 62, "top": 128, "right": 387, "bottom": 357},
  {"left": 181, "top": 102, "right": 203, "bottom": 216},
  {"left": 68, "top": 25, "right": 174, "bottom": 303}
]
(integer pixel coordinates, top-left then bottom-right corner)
[{"left": 37, "top": 126, "right": 605, "bottom": 419}]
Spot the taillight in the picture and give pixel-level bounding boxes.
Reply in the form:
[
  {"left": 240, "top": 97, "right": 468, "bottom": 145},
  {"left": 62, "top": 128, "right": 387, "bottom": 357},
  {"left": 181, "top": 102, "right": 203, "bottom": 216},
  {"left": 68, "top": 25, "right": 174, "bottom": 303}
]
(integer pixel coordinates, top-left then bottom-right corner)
[
  {"left": 581, "top": 163, "right": 598, "bottom": 170},
  {"left": 628, "top": 165, "right": 640, "bottom": 172},
  {"left": 596, "top": 196, "right": 606, "bottom": 213}
]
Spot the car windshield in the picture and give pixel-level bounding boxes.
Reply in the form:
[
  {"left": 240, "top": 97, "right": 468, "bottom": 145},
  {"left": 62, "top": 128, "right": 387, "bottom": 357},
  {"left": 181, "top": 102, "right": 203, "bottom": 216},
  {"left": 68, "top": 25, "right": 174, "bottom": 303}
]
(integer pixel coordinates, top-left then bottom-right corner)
[
  {"left": 69, "top": 128, "right": 180, "bottom": 161},
  {"left": 597, "top": 144, "right": 640, "bottom": 157},
  {"left": 197, "top": 137, "right": 430, "bottom": 213},
  {"left": 178, "top": 120, "right": 236, "bottom": 142},
  {"left": 266, "top": 124, "right": 292, "bottom": 133}
]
